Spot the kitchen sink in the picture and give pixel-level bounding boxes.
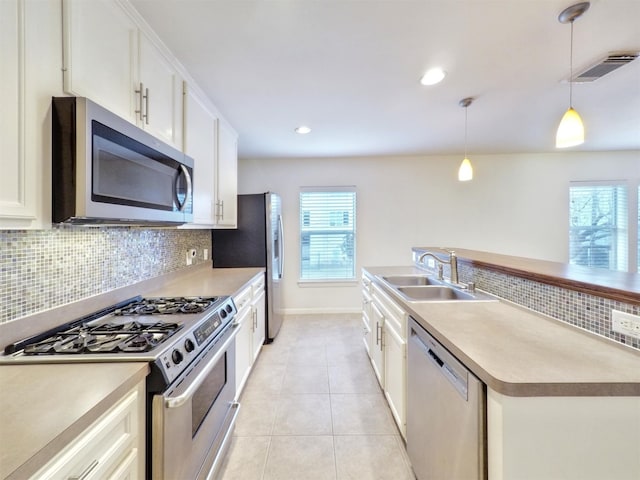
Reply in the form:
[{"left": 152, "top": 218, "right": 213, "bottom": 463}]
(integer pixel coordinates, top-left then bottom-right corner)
[
  {"left": 381, "top": 275, "right": 443, "bottom": 286},
  {"left": 395, "top": 285, "right": 497, "bottom": 303}
]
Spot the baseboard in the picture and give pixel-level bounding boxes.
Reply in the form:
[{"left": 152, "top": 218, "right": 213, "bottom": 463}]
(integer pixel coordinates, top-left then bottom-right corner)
[{"left": 281, "top": 307, "right": 362, "bottom": 315}]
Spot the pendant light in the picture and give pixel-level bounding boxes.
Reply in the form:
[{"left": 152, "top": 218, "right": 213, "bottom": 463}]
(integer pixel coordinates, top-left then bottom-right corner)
[
  {"left": 458, "top": 97, "right": 474, "bottom": 182},
  {"left": 556, "top": 2, "right": 590, "bottom": 148}
]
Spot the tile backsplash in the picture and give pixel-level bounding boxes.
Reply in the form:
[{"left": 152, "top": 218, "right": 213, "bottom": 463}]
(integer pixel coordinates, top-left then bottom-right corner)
[
  {"left": 0, "top": 228, "right": 211, "bottom": 324},
  {"left": 416, "top": 258, "right": 640, "bottom": 351}
]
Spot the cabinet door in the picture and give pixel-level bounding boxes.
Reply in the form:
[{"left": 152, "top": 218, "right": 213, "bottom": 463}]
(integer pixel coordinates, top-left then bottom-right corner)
[
  {"left": 369, "top": 302, "right": 385, "bottom": 387},
  {"left": 138, "top": 31, "right": 183, "bottom": 149},
  {"left": 62, "top": 0, "right": 137, "bottom": 122},
  {"left": 362, "top": 289, "right": 372, "bottom": 354},
  {"left": 215, "top": 120, "right": 238, "bottom": 228},
  {"left": 251, "top": 289, "right": 266, "bottom": 361},
  {"left": 234, "top": 306, "right": 253, "bottom": 398},
  {"left": 183, "top": 84, "right": 217, "bottom": 226},
  {"left": 1, "top": 0, "right": 60, "bottom": 229},
  {"left": 384, "top": 320, "right": 406, "bottom": 438}
]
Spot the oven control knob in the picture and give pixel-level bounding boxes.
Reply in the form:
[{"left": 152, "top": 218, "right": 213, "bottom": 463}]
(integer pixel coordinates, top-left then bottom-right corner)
[
  {"left": 226, "top": 305, "right": 233, "bottom": 314},
  {"left": 184, "top": 339, "right": 195, "bottom": 353},
  {"left": 220, "top": 310, "right": 227, "bottom": 319},
  {"left": 171, "top": 349, "right": 183, "bottom": 365}
]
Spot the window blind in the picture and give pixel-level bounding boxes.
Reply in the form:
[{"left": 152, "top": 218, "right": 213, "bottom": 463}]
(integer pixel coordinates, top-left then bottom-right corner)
[
  {"left": 299, "top": 188, "right": 356, "bottom": 281},
  {"left": 569, "top": 182, "right": 628, "bottom": 271}
]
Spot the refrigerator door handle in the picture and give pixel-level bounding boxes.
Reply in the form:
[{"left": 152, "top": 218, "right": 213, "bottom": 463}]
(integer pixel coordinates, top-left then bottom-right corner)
[{"left": 277, "top": 214, "right": 284, "bottom": 279}]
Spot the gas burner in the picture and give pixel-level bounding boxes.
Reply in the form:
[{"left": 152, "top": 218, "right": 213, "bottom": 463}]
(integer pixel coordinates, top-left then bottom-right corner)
[
  {"left": 21, "top": 322, "right": 182, "bottom": 355},
  {"left": 114, "top": 297, "right": 217, "bottom": 316}
]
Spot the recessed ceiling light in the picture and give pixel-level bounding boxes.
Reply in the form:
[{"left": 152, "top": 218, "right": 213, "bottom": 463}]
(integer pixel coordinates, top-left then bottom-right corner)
[
  {"left": 295, "top": 126, "right": 312, "bottom": 134},
  {"left": 420, "top": 67, "right": 446, "bottom": 86}
]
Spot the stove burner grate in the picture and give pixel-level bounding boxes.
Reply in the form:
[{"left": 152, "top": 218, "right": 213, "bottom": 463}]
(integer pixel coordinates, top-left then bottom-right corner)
[
  {"left": 21, "top": 322, "right": 182, "bottom": 355},
  {"left": 114, "top": 297, "right": 217, "bottom": 316}
]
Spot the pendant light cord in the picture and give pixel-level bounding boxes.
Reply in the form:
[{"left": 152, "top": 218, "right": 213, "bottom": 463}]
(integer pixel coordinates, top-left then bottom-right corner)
[
  {"left": 569, "top": 20, "right": 574, "bottom": 107},
  {"left": 464, "top": 106, "right": 468, "bottom": 158}
]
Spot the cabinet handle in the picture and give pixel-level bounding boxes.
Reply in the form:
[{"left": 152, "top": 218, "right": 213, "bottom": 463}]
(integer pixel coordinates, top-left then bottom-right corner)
[
  {"left": 135, "top": 82, "right": 149, "bottom": 123},
  {"left": 144, "top": 86, "right": 150, "bottom": 124},
  {"left": 375, "top": 321, "right": 380, "bottom": 346},
  {"left": 68, "top": 460, "right": 98, "bottom": 480}
]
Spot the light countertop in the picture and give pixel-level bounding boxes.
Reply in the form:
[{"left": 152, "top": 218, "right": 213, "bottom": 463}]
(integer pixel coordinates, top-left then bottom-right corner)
[{"left": 364, "top": 266, "right": 640, "bottom": 397}]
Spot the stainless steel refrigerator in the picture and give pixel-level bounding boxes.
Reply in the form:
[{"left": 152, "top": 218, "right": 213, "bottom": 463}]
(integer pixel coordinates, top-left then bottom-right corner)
[{"left": 211, "top": 192, "right": 284, "bottom": 342}]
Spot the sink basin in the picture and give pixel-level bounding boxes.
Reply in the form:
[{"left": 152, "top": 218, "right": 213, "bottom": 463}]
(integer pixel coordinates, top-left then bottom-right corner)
[
  {"left": 396, "top": 285, "right": 497, "bottom": 302},
  {"left": 381, "top": 275, "right": 442, "bottom": 286}
]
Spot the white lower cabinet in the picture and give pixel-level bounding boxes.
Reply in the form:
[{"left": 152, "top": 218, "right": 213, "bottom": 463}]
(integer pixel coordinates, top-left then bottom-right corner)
[
  {"left": 383, "top": 317, "right": 406, "bottom": 438},
  {"left": 234, "top": 287, "right": 253, "bottom": 396},
  {"left": 487, "top": 389, "right": 640, "bottom": 480},
  {"left": 234, "top": 274, "right": 267, "bottom": 398},
  {"left": 362, "top": 273, "right": 408, "bottom": 439},
  {"left": 251, "top": 288, "right": 266, "bottom": 361},
  {"left": 369, "top": 300, "right": 385, "bottom": 387},
  {"left": 32, "top": 381, "right": 145, "bottom": 479}
]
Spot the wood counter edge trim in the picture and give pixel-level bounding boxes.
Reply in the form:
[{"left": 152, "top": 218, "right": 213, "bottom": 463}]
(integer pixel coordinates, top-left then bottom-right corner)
[
  {"left": 6, "top": 364, "right": 149, "bottom": 480},
  {"left": 458, "top": 257, "right": 640, "bottom": 306}
]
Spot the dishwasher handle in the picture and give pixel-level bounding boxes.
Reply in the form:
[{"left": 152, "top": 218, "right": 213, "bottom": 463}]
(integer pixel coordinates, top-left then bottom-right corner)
[
  {"left": 410, "top": 327, "right": 469, "bottom": 401},
  {"left": 427, "top": 348, "right": 444, "bottom": 368}
]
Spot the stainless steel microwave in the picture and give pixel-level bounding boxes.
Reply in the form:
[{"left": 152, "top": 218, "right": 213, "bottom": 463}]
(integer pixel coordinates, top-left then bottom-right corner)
[{"left": 52, "top": 97, "right": 193, "bottom": 225}]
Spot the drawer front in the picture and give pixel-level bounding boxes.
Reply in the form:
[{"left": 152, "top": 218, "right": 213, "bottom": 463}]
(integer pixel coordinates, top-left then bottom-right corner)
[
  {"left": 33, "top": 385, "right": 142, "bottom": 479},
  {"left": 233, "top": 285, "right": 252, "bottom": 313},
  {"left": 251, "top": 274, "right": 265, "bottom": 297},
  {"left": 372, "top": 283, "right": 406, "bottom": 338}
]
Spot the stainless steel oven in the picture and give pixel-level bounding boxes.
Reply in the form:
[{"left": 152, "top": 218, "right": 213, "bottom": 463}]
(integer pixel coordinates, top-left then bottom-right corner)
[
  {"left": 1, "top": 295, "right": 239, "bottom": 480},
  {"left": 152, "top": 319, "right": 239, "bottom": 480}
]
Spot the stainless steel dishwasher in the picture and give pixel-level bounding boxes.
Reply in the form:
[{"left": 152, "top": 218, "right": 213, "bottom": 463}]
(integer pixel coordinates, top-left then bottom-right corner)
[{"left": 407, "top": 316, "right": 486, "bottom": 480}]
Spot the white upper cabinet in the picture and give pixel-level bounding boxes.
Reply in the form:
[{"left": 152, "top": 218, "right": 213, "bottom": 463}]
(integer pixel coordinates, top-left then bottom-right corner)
[
  {"left": 62, "top": 0, "right": 137, "bottom": 123},
  {"left": 62, "top": 0, "right": 183, "bottom": 150},
  {"left": 137, "top": 31, "right": 183, "bottom": 148},
  {"left": 0, "top": 0, "right": 61, "bottom": 229},
  {"left": 215, "top": 120, "right": 238, "bottom": 228},
  {"left": 183, "top": 84, "right": 218, "bottom": 226}
]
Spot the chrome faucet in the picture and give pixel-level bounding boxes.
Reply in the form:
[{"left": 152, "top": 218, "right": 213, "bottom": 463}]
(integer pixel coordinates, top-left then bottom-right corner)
[{"left": 418, "top": 250, "right": 459, "bottom": 284}]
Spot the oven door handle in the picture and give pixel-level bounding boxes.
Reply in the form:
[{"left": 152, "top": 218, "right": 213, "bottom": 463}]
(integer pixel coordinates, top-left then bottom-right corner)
[{"left": 164, "top": 324, "right": 239, "bottom": 409}]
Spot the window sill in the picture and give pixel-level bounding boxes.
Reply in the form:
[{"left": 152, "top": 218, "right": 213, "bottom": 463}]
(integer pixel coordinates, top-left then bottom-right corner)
[{"left": 297, "top": 279, "right": 359, "bottom": 288}]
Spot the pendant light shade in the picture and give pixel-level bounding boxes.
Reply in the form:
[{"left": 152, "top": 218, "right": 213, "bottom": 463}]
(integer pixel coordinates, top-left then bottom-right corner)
[
  {"left": 555, "top": 2, "right": 589, "bottom": 148},
  {"left": 458, "top": 158, "right": 473, "bottom": 182},
  {"left": 556, "top": 107, "right": 584, "bottom": 147},
  {"left": 458, "top": 97, "right": 474, "bottom": 182}
]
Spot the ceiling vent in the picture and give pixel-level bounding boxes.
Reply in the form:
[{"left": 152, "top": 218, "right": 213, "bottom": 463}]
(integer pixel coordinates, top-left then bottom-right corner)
[{"left": 571, "top": 52, "right": 639, "bottom": 82}]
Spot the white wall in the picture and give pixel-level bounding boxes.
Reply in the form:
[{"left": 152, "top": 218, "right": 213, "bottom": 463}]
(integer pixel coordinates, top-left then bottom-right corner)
[{"left": 238, "top": 150, "right": 640, "bottom": 313}]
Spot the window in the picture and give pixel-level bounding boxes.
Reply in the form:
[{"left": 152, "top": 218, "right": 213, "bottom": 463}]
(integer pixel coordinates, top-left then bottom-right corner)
[
  {"left": 569, "top": 182, "right": 628, "bottom": 271},
  {"left": 299, "top": 187, "right": 356, "bottom": 281}
]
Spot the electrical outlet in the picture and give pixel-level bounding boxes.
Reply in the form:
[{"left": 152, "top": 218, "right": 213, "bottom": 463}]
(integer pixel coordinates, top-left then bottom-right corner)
[
  {"left": 203, "top": 248, "right": 209, "bottom": 260},
  {"left": 426, "top": 258, "right": 436, "bottom": 268},
  {"left": 186, "top": 248, "right": 197, "bottom": 265},
  {"left": 612, "top": 310, "right": 640, "bottom": 340}
]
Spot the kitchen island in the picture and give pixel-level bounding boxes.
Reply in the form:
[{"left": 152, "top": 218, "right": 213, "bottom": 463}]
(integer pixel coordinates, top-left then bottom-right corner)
[{"left": 364, "top": 264, "right": 640, "bottom": 480}]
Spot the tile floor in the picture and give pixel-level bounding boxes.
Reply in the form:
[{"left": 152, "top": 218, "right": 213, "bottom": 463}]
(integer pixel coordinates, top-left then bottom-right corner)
[{"left": 218, "top": 314, "right": 415, "bottom": 480}]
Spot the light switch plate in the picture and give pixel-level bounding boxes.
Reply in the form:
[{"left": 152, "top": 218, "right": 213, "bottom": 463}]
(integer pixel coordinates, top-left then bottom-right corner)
[{"left": 611, "top": 310, "right": 640, "bottom": 339}]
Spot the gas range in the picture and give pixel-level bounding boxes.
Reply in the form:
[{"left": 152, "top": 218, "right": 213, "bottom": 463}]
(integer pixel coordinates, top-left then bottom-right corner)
[{"left": 1, "top": 295, "right": 237, "bottom": 390}]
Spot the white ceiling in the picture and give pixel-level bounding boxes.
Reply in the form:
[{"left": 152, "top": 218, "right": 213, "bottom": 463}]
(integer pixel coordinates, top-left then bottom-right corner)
[{"left": 130, "top": 0, "right": 640, "bottom": 159}]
